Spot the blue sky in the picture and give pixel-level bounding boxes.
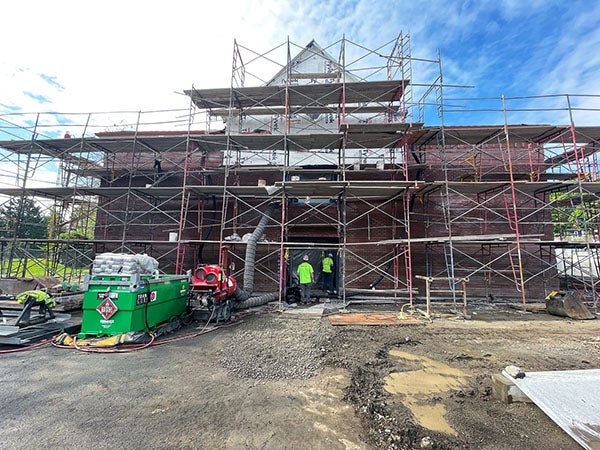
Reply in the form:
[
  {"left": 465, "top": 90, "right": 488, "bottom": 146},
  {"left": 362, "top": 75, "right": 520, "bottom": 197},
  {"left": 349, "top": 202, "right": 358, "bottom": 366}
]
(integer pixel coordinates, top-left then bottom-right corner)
[{"left": 1, "top": 0, "right": 599, "bottom": 133}]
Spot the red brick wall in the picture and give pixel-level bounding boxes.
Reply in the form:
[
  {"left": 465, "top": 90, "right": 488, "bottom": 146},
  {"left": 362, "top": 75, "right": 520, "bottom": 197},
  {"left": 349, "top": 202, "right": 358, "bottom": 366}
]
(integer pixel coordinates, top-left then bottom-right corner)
[{"left": 96, "top": 141, "right": 557, "bottom": 299}]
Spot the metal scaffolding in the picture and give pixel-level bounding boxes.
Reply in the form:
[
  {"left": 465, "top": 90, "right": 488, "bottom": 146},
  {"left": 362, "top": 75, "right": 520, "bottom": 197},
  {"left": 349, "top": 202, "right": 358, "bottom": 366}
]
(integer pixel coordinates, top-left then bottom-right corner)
[{"left": 0, "top": 34, "right": 599, "bottom": 311}]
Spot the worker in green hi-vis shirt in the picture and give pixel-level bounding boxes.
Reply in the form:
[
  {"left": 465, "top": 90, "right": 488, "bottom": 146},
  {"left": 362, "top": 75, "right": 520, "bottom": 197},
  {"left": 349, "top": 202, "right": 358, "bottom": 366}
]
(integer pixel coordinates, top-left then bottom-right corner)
[
  {"left": 321, "top": 252, "right": 334, "bottom": 294},
  {"left": 297, "top": 255, "right": 315, "bottom": 304}
]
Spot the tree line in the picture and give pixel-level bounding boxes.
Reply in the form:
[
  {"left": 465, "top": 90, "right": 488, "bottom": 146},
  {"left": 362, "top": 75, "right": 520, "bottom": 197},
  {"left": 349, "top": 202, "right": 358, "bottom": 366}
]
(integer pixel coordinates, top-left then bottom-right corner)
[{"left": 0, "top": 197, "right": 96, "bottom": 241}]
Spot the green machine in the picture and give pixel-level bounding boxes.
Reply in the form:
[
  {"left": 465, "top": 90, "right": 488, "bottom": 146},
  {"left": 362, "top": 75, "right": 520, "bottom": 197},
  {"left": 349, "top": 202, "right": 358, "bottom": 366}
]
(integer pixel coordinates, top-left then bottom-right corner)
[{"left": 79, "top": 254, "right": 190, "bottom": 338}]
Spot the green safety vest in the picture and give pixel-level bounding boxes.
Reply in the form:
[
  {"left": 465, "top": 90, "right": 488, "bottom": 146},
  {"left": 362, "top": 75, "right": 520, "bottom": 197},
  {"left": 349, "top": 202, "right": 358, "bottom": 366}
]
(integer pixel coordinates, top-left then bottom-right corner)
[{"left": 16, "top": 290, "right": 56, "bottom": 308}]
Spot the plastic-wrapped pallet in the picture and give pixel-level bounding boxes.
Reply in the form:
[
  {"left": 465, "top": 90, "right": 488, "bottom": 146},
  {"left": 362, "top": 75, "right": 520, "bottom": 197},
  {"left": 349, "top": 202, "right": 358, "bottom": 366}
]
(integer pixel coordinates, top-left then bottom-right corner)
[{"left": 91, "top": 253, "right": 159, "bottom": 275}]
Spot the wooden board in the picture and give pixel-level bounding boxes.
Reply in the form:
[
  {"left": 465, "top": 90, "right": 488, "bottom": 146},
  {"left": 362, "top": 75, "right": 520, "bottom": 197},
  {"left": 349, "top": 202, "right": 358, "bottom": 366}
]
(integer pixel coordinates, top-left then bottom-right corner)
[
  {"left": 328, "top": 313, "right": 421, "bottom": 326},
  {"left": 508, "top": 303, "right": 548, "bottom": 313}
]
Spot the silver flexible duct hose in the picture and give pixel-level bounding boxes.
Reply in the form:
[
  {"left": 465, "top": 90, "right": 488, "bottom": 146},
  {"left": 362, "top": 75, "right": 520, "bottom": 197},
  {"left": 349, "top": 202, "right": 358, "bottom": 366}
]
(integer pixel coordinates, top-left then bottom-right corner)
[
  {"left": 233, "top": 203, "right": 278, "bottom": 304},
  {"left": 235, "top": 292, "right": 279, "bottom": 309}
]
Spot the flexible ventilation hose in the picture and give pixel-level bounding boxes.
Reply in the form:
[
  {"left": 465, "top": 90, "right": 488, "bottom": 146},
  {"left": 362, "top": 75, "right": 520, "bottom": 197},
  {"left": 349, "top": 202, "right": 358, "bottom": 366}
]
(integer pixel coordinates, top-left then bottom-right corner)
[
  {"left": 233, "top": 203, "right": 278, "bottom": 305},
  {"left": 235, "top": 292, "right": 279, "bottom": 309}
]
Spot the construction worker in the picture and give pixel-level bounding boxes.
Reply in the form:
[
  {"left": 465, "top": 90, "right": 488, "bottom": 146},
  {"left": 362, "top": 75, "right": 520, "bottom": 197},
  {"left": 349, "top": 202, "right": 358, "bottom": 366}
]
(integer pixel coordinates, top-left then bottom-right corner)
[
  {"left": 297, "top": 255, "right": 314, "bottom": 304},
  {"left": 15, "top": 290, "right": 56, "bottom": 325},
  {"left": 321, "top": 252, "right": 334, "bottom": 293},
  {"left": 153, "top": 153, "right": 163, "bottom": 175},
  {"left": 15, "top": 290, "right": 56, "bottom": 309}
]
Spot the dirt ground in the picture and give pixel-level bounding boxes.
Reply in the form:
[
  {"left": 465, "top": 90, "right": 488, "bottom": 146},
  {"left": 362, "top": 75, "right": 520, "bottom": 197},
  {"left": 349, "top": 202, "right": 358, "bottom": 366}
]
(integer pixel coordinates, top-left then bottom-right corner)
[{"left": 1, "top": 302, "right": 599, "bottom": 450}]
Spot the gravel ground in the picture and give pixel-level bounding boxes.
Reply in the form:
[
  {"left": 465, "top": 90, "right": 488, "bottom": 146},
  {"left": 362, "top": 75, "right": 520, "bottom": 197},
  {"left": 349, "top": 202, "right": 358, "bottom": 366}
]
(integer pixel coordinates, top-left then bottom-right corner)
[
  {"left": 1, "top": 304, "right": 599, "bottom": 449},
  {"left": 219, "top": 317, "right": 329, "bottom": 380}
]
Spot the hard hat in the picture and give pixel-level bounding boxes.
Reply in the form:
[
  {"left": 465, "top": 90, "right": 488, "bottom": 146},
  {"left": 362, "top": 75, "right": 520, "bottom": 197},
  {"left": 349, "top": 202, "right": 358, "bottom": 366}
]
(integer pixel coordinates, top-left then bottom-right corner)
[
  {"left": 303, "top": 255, "right": 309, "bottom": 261},
  {"left": 328, "top": 253, "right": 333, "bottom": 257}
]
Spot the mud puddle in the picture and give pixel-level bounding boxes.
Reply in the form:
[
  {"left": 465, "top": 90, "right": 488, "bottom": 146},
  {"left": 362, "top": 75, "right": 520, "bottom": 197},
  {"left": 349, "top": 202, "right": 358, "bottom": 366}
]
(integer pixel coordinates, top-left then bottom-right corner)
[{"left": 384, "top": 350, "right": 470, "bottom": 435}]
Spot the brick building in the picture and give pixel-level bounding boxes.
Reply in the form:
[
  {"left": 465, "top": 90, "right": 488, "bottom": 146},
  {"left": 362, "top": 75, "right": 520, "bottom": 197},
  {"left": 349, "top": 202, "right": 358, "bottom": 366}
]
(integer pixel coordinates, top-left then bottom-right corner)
[{"left": 1, "top": 35, "right": 599, "bottom": 305}]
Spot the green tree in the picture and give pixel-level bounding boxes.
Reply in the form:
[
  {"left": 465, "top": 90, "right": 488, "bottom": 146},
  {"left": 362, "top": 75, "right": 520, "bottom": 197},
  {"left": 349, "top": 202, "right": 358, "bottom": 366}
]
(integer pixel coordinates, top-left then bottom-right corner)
[
  {"left": 0, "top": 197, "right": 49, "bottom": 239},
  {"left": 58, "top": 202, "right": 97, "bottom": 240},
  {"left": 551, "top": 191, "right": 599, "bottom": 238},
  {"left": 47, "top": 206, "right": 66, "bottom": 240}
]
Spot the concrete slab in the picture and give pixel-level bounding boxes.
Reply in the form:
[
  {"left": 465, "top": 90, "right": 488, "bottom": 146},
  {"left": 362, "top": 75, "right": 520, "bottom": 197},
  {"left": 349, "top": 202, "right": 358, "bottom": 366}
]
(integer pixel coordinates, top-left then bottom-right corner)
[
  {"left": 491, "top": 373, "right": 531, "bottom": 404},
  {"left": 283, "top": 303, "right": 324, "bottom": 318}
]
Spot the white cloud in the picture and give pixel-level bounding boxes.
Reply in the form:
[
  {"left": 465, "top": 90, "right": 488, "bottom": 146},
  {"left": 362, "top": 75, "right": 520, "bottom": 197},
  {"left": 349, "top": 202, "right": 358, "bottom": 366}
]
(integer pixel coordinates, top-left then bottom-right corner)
[{"left": 0, "top": 0, "right": 598, "bottom": 129}]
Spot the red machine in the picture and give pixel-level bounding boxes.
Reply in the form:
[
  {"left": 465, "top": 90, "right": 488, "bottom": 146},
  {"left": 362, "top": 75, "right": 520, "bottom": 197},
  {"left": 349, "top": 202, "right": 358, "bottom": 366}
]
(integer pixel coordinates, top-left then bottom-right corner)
[{"left": 190, "top": 265, "right": 236, "bottom": 322}]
